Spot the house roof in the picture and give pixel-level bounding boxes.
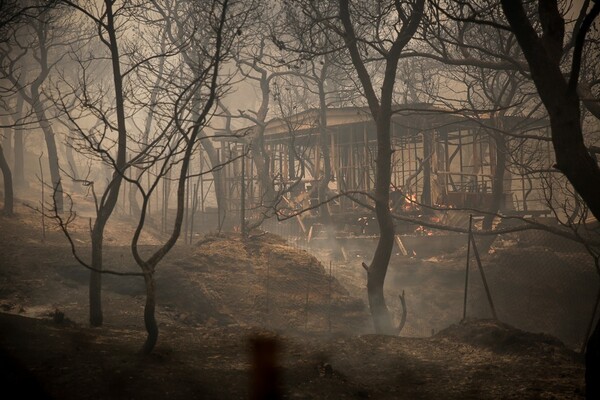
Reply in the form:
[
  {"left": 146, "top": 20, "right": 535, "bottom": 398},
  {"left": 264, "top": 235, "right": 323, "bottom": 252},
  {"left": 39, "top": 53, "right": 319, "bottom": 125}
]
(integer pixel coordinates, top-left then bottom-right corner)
[{"left": 217, "top": 104, "right": 549, "bottom": 142}]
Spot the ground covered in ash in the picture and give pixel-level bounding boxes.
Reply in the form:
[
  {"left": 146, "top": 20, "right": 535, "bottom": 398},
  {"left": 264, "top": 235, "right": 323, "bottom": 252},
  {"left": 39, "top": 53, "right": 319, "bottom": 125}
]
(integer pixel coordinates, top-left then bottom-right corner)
[{"left": 0, "top": 205, "right": 588, "bottom": 399}]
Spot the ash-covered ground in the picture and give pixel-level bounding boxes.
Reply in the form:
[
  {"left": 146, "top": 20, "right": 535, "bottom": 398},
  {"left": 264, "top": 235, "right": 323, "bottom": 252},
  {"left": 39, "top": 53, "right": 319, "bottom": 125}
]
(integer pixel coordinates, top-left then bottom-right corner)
[{"left": 0, "top": 204, "right": 590, "bottom": 399}]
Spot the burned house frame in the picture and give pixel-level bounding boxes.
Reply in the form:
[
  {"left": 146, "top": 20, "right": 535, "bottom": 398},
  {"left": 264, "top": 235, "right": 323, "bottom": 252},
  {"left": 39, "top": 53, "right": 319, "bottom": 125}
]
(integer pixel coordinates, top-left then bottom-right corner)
[{"left": 215, "top": 105, "right": 552, "bottom": 233}]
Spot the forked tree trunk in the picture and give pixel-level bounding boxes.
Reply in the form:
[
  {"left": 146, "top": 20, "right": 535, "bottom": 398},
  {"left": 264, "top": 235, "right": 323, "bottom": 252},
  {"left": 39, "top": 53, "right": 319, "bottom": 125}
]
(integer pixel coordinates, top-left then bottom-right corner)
[
  {"left": 339, "top": 0, "right": 424, "bottom": 334},
  {"left": 88, "top": 0, "right": 129, "bottom": 327},
  {"left": 131, "top": 0, "right": 229, "bottom": 354}
]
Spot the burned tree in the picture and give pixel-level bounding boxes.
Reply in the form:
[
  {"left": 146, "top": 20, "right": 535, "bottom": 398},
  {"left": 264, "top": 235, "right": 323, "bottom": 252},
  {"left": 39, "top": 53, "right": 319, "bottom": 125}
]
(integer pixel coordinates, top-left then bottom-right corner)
[
  {"left": 498, "top": 1, "right": 600, "bottom": 398},
  {"left": 1, "top": 3, "right": 69, "bottom": 213},
  {"left": 286, "top": 0, "right": 425, "bottom": 333},
  {"left": 335, "top": 0, "right": 424, "bottom": 334},
  {"left": 58, "top": 0, "right": 131, "bottom": 326},
  {"left": 126, "top": 0, "right": 237, "bottom": 353},
  {"left": 0, "top": 143, "right": 13, "bottom": 215}
]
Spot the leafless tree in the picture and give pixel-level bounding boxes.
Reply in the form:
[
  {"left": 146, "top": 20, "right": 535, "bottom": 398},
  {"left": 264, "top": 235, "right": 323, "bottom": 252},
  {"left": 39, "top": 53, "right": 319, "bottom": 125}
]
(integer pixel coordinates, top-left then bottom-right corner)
[
  {"left": 58, "top": 0, "right": 132, "bottom": 326},
  {"left": 0, "top": 1, "right": 73, "bottom": 213},
  {"left": 497, "top": 1, "right": 600, "bottom": 397},
  {"left": 130, "top": 0, "right": 237, "bottom": 354},
  {"left": 285, "top": 0, "right": 424, "bottom": 334},
  {"left": 0, "top": 143, "right": 13, "bottom": 214}
]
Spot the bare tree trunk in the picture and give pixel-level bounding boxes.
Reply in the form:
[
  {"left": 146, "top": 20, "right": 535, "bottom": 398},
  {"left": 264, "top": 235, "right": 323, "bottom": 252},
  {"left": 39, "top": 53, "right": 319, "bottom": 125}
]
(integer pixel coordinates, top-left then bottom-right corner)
[
  {"left": 0, "top": 144, "right": 14, "bottom": 215},
  {"left": 366, "top": 114, "right": 395, "bottom": 334},
  {"left": 130, "top": 0, "right": 229, "bottom": 353},
  {"left": 13, "top": 126, "right": 25, "bottom": 187},
  {"left": 141, "top": 272, "right": 158, "bottom": 354},
  {"left": 317, "top": 77, "right": 333, "bottom": 225},
  {"left": 338, "top": 0, "right": 424, "bottom": 334},
  {"left": 586, "top": 316, "right": 600, "bottom": 399},
  {"left": 246, "top": 71, "right": 276, "bottom": 224},
  {"left": 13, "top": 84, "right": 26, "bottom": 187},
  {"left": 500, "top": 2, "right": 600, "bottom": 397},
  {"left": 31, "top": 89, "right": 63, "bottom": 213},
  {"left": 2, "top": 122, "right": 12, "bottom": 166},
  {"left": 88, "top": 0, "right": 129, "bottom": 326}
]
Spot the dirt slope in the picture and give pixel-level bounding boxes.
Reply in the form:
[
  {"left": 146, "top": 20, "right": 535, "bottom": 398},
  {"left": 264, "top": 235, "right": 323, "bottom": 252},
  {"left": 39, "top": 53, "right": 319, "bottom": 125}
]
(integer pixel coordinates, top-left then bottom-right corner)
[{"left": 0, "top": 204, "right": 588, "bottom": 399}]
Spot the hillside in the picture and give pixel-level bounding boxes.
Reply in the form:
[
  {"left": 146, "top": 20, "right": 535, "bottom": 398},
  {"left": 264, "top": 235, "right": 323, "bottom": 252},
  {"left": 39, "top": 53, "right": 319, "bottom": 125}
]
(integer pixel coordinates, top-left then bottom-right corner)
[{"left": 0, "top": 204, "right": 587, "bottom": 399}]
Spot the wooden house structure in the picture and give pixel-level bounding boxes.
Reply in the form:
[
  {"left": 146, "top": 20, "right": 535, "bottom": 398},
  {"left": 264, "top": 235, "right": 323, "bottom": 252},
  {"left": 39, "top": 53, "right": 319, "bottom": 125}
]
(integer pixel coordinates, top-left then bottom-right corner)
[{"left": 216, "top": 104, "right": 552, "bottom": 232}]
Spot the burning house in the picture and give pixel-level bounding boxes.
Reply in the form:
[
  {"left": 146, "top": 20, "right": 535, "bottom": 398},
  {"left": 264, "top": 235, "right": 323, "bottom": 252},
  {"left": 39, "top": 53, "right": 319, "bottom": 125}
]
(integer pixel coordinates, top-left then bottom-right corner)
[{"left": 215, "top": 104, "right": 552, "bottom": 237}]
